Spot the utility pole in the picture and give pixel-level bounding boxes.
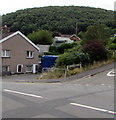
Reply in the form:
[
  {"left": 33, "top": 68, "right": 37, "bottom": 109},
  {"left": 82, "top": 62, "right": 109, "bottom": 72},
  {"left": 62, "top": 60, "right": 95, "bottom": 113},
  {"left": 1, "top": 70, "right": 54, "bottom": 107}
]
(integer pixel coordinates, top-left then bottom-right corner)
[{"left": 75, "top": 22, "right": 78, "bottom": 35}]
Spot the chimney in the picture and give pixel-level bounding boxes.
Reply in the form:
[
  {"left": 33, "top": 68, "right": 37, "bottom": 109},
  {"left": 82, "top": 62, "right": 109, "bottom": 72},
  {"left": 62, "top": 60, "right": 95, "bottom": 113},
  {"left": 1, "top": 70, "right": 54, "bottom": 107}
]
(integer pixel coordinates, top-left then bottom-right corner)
[{"left": 2, "top": 25, "right": 10, "bottom": 34}]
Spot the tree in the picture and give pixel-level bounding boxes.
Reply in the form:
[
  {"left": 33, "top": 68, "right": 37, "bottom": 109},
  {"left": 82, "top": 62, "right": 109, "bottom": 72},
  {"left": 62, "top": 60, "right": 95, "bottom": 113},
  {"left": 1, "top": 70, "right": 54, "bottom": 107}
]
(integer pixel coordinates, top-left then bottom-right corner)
[
  {"left": 3, "top": 6, "right": 114, "bottom": 35},
  {"left": 82, "top": 41, "right": 108, "bottom": 63},
  {"left": 56, "top": 52, "right": 90, "bottom": 67},
  {"left": 108, "top": 37, "right": 116, "bottom": 50},
  {"left": 83, "top": 24, "right": 111, "bottom": 45},
  {"left": 52, "top": 31, "right": 61, "bottom": 38},
  {"left": 57, "top": 43, "right": 74, "bottom": 54},
  {"left": 27, "top": 30, "right": 53, "bottom": 45},
  {"left": 78, "top": 31, "right": 85, "bottom": 39}
]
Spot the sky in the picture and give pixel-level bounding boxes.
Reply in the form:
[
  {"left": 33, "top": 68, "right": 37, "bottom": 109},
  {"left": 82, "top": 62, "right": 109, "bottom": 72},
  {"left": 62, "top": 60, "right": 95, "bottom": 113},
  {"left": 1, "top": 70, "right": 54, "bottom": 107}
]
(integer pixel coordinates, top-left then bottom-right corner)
[{"left": 0, "top": 0, "right": 115, "bottom": 15}]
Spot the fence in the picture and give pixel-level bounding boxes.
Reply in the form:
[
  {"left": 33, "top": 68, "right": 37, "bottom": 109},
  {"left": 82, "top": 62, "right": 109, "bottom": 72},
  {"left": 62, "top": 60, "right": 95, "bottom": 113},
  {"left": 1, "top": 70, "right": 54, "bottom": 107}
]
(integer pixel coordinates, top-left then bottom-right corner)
[{"left": 39, "top": 63, "right": 82, "bottom": 79}]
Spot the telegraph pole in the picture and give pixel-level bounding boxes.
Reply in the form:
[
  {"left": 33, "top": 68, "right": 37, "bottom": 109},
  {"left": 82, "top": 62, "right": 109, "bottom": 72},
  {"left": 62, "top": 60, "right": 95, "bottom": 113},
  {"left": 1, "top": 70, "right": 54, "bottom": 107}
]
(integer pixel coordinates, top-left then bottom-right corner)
[{"left": 75, "top": 22, "right": 78, "bottom": 35}]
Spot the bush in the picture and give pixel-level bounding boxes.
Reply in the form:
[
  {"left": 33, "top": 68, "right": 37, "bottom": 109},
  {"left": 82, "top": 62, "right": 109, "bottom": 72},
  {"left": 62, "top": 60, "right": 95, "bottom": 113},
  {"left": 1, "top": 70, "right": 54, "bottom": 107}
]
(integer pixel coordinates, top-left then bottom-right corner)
[
  {"left": 82, "top": 41, "right": 108, "bottom": 63},
  {"left": 109, "top": 43, "right": 116, "bottom": 50},
  {"left": 49, "top": 46, "right": 57, "bottom": 52},
  {"left": 108, "top": 37, "right": 116, "bottom": 50},
  {"left": 67, "top": 43, "right": 82, "bottom": 52},
  {"left": 49, "top": 42, "right": 79, "bottom": 55},
  {"left": 56, "top": 52, "right": 90, "bottom": 67},
  {"left": 57, "top": 43, "right": 74, "bottom": 54},
  {"left": 112, "top": 37, "right": 116, "bottom": 43}
]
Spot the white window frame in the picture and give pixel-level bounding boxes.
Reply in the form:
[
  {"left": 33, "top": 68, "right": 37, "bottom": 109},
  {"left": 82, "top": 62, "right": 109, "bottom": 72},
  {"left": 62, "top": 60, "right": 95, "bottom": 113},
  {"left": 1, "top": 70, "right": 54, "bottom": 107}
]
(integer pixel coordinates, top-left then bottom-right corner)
[
  {"left": 1, "top": 50, "right": 10, "bottom": 57},
  {"left": 26, "top": 51, "right": 34, "bottom": 58},
  {"left": 17, "top": 64, "right": 23, "bottom": 73},
  {"left": 26, "top": 65, "right": 33, "bottom": 73}
]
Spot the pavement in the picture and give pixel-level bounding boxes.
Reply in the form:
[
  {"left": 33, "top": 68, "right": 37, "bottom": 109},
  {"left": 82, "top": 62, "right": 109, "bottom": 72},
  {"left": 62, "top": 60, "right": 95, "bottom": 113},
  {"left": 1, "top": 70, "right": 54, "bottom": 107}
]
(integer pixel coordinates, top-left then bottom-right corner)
[{"left": 2, "top": 62, "right": 115, "bottom": 83}]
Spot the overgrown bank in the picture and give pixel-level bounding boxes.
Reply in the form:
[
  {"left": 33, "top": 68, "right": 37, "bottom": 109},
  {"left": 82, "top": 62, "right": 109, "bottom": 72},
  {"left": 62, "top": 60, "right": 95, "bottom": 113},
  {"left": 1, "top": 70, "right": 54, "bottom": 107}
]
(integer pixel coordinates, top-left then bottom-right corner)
[{"left": 40, "top": 57, "right": 115, "bottom": 80}]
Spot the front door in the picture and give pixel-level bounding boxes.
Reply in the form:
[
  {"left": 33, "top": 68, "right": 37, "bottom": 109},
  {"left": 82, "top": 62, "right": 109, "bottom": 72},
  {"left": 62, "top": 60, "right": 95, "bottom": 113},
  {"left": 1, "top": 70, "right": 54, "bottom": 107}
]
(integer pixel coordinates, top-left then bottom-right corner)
[
  {"left": 17, "top": 64, "right": 23, "bottom": 73},
  {"left": 33, "top": 64, "right": 38, "bottom": 73}
]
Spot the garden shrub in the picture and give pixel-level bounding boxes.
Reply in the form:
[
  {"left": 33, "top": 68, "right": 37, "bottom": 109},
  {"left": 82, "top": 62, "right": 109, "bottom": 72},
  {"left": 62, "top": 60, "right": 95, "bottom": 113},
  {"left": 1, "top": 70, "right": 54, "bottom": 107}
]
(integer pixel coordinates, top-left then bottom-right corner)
[
  {"left": 49, "top": 42, "right": 80, "bottom": 55},
  {"left": 82, "top": 41, "right": 108, "bottom": 63},
  {"left": 57, "top": 43, "right": 74, "bottom": 54},
  {"left": 109, "top": 43, "right": 116, "bottom": 50},
  {"left": 108, "top": 37, "right": 116, "bottom": 50},
  {"left": 48, "top": 46, "right": 59, "bottom": 55},
  {"left": 49, "top": 46, "right": 57, "bottom": 53},
  {"left": 56, "top": 52, "right": 90, "bottom": 67}
]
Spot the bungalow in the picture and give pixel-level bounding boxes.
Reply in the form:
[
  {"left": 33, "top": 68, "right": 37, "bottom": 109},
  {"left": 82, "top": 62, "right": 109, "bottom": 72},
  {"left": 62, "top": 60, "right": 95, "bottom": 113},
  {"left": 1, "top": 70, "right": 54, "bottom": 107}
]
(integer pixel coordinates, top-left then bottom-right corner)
[
  {"left": 52, "top": 34, "right": 80, "bottom": 47},
  {"left": 52, "top": 36, "right": 73, "bottom": 47},
  {"left": 0, "top": 31, "right": 40, "bottom": 75}
]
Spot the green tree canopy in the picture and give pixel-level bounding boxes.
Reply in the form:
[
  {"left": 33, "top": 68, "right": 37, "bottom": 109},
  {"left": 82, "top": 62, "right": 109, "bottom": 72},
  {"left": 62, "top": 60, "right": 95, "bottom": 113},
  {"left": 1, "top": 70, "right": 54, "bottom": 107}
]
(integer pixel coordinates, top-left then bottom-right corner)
[
  {"left": 27, "top": 30, "right": 53, "bottom": 45},
  {"left": 56, "top": 52, "right": 90, "bottom": 67},
  {"left": 2, "top": 6, "right": 114, "bottom": 35},
  {"left": 83, "top": 24, "right": 111, "bottom": 45},
  {"left": 108, "top": 37, "right": 116, "bottom": 50}
]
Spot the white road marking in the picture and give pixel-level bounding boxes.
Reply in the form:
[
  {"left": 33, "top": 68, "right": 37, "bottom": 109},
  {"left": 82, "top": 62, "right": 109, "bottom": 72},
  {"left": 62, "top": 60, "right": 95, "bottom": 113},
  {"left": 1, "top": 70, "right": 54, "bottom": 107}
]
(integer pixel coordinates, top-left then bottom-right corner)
[
  {"left": 70, "top": 103, "right": 116, "bottom": 115},
  {"left": 107, "top": 69, "right": 116, "bottom": 77},
  {"left": 3, "top": 89, "right": 43, "bottom": 99}
]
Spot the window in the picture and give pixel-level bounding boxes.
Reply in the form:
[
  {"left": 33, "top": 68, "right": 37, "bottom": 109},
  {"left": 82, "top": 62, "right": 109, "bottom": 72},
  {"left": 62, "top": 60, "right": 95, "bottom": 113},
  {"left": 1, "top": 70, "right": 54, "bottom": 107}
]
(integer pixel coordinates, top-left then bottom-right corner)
[
  {"left": 1, "top": 50, "right": 10, "bottom": 57},
  {"left": 2, "top": 66, "right": 9, "bottom": 72},
  {"left": 26, "top": 51, "right": 33, "bottom": 58},
  {"left": 26, "top": 65, "right": 33, "bottom": 72}
]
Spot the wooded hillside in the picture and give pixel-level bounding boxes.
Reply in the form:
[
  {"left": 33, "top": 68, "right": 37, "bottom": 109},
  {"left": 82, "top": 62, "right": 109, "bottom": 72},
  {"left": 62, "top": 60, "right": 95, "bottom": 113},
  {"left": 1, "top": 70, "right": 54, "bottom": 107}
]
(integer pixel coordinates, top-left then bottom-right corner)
[{"left": 2, "top": 6, "right": 114, "bottom": 35}]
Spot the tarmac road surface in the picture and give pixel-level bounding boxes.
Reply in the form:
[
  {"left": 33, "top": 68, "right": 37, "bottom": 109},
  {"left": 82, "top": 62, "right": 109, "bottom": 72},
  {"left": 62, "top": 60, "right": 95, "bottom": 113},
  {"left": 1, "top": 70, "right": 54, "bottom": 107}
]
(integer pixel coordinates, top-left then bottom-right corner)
[{"left": 1, "top": 63, "right": 115, "bottom": 118}]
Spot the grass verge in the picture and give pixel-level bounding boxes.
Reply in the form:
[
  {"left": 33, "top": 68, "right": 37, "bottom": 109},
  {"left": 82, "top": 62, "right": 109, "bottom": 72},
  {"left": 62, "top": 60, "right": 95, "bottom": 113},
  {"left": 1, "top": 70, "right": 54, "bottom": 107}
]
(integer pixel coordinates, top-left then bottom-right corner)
[{"left": 38, "top": 56, "right": 115, "bottom": 80}]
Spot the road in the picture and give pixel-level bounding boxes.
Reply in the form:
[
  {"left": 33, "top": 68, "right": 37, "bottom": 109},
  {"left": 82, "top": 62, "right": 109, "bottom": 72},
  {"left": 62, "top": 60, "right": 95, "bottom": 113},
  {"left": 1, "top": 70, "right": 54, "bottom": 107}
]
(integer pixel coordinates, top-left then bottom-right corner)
[{"left": 1, "top": 67, "right": 115, "bottom": 118}]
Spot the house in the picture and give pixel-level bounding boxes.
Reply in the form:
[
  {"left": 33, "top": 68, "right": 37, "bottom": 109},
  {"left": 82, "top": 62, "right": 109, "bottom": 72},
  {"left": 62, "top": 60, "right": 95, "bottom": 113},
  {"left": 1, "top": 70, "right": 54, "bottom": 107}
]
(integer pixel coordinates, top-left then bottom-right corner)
[
  {"left": 70, "top": 34, "right": 81, "bottom": 42},
  {"left": 52, "top": 36, "right": 73, "bottom": 47},
  {"left": 52, "top": 34, "right": 80, "bottom": 47},
  {"left": 0, "top": 31, "right": 40, "bottom": 75},
  {"left": 36, "top": 44, "right": 50, "bottom": 55}
]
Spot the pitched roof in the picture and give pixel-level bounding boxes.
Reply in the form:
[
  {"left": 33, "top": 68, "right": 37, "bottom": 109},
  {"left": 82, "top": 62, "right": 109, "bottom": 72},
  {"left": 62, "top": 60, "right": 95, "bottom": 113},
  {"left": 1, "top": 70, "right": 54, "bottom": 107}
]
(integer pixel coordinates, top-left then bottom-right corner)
[
  {"left": 37, "top": 44, "right": 50, "bottom": 53},
  {"left": 54, "top": 37, "right": 73, "bottom": 43},
  {"left": 70, "top": 34, "right": 81, "bottom": 41},
  {"left": 60, "top": 34, "right": 71, "bottom": 38},
  {"left": 0, "top": 31, "right": 40, "bottom": 51}
]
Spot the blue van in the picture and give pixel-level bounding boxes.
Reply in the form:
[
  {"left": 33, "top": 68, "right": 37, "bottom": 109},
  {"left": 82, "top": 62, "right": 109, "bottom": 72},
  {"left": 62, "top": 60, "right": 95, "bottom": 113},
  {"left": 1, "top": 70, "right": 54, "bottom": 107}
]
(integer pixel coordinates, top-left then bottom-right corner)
[{"left": 41, "top": 55, "right": 58, "bottom": 70}]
